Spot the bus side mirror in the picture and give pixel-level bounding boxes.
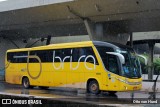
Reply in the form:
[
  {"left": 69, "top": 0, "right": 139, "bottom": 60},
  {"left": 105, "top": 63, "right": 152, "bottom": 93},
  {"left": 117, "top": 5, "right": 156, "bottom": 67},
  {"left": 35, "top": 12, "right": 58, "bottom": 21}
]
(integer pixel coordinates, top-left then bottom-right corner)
[
  {"left": 137, "top": 54, "right": 147, "bottom": 65},
  {"left": 106, "top": 52, "right": 125, "bottom": 64}
]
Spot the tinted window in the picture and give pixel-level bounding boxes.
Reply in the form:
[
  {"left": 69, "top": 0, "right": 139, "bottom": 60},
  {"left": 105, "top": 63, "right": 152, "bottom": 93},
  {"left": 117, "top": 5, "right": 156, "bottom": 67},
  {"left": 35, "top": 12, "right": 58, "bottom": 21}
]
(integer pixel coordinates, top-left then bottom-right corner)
[
  {"left": 96, "top": 46, "right": 114, "bottom": 69},
  {"left": 29, "top": 50, "right": 52, "bottom": 63},
  {"left": 7, "top": 52, "right": 28, "bottom": 63},
  {"left": 108, "top": 54, "right": 119, "bottom": 75},
  {"left": 53, "top": 49, "right": 63, "bottom": 62},
  {"left": 62, "top": 49, "right": 72, "bottom": 62},
  {"left": 7, "top": 47, "right": 98, "bottom": 65},
  {"left": 96, "top": 46, "right": 119, "bottom": 74},
  {"left": 72, "top": 47, "right": 98, "bottom": 65},
  {"left": 53, "top": 48, "right": 72, "bottom": 62},
  {"left": 29, "top": 49, "right": 72, "bottom": 63},
  {"left": 72, "top": 48, "right": 85, "bottom": 62}
]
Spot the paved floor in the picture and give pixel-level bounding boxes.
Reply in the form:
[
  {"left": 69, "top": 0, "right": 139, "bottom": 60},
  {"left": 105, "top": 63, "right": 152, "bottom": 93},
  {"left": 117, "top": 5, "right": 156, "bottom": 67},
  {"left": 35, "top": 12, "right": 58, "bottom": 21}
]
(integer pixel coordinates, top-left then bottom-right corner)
[
  {"left": 0, "top": 81, "right": 160, "bottom": 107},
  {"left": 142, "top": 74, "right": 160, "bottom": 92}
]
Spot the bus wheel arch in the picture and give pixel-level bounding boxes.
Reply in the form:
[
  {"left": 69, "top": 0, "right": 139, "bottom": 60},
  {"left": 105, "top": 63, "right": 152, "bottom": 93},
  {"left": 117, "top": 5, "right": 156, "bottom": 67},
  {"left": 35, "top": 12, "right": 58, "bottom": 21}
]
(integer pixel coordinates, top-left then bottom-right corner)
[
  {"left": 22, "top": 76, "right": 31, "bottom": 89},
  {"left": 87, "top": 78, "right": 100, "bottom": 95}
]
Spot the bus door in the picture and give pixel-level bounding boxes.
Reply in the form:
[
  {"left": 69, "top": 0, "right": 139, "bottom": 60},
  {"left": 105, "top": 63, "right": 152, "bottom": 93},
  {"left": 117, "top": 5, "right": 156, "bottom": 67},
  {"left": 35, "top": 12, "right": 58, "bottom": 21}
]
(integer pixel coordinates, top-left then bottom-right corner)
[
  {"left": 96, "top": 46, "right": 121, "bottom": 91},
  {"left": 107, "top": 54, "right": 121, "bottom": 91}
]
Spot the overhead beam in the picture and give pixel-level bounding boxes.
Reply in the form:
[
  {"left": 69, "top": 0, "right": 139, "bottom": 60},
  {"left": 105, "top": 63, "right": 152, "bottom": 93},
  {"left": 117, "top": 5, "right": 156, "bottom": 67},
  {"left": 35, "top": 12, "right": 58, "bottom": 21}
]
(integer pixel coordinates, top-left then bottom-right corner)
[{"left": 4, "top": 37, "right": 20, "bottom": 48}]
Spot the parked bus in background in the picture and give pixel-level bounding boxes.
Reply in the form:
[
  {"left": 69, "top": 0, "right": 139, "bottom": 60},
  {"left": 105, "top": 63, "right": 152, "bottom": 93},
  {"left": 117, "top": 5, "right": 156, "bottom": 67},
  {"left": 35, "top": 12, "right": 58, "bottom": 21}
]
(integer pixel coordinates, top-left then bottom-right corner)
[{"left": 5, "top": 41, "right": 142, "bottom": 94}]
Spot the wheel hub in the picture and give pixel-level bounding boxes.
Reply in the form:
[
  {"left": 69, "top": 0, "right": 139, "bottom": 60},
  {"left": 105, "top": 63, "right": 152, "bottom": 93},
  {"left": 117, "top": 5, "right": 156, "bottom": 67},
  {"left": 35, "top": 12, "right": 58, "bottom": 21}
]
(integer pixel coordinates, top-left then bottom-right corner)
[
  {"left": 91, "top": 84, "right": 97, "bottom": 91},
  {"left": 24, "top": 81, "right": 28, "bottom": 87}
]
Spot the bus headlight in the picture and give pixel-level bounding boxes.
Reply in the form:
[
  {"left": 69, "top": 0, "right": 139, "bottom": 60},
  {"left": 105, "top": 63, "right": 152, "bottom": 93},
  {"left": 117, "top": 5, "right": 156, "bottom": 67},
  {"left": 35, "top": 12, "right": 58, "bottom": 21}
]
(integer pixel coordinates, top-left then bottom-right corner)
[
  {"left": 126, "top": 81, "right": 142, "bottom": 85},
  {"left": 116, "top": 77, "right": 141, "bottom": 85},
  {"left": 124, "top": 86, "right": 128, "bottom": 90}
]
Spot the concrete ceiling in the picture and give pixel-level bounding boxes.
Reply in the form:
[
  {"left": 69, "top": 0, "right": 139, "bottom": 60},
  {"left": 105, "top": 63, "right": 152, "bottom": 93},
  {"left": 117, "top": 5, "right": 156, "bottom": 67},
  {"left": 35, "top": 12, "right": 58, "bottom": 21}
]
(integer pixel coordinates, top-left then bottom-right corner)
[{"left": 1, "top": 0, "right": 160, "bottom": 39}]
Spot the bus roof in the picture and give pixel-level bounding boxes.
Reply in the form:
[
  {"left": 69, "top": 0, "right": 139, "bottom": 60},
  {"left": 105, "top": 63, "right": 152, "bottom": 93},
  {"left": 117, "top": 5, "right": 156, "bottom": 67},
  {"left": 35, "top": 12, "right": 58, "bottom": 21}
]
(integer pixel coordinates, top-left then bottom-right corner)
[
  {"left": 93, "top": 41, "right": 133, "bottom": 50},
  {"left": 7, "top": 41, "right": 93, "bottom": 52},
  {"left": 7, "top": 41, "right": 132, "bottom": 53}
]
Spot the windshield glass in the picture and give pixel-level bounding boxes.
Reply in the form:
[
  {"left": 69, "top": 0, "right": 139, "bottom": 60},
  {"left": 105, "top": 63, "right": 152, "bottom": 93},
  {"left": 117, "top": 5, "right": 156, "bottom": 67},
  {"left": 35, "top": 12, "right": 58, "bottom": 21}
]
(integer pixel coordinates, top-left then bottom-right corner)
[
  {"left": 116, "top": 48, "right": 142, "bottom": 78},
  {"left": 96, "top": 46, "right": 141, "bottom": 79}
]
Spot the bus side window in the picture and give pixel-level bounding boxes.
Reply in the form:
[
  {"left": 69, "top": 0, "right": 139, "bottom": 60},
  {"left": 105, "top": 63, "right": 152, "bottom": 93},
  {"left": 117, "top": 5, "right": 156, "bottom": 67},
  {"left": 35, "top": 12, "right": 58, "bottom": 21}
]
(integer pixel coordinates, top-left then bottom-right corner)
[
  {"left": 72, "top": 48, "right": 79, "bottom": 62},
  {"left": 16, "top": 52, "right": 28, "bottom": 63},
  {"left": 72, "top": 48, "right": 85, "bottom": 62},
  {"left": 7, "top": 52, "right": 14, "bottom": 63},
  {"left": 29, "top": 51, "right": 39, "bottom": 63},
  {"left": 84, "top": 47, "right": 99, "bottom": 65},
  {"left": 7, "top": 52, "right": 13, "bottom": 63},
  {"left": 7, "top": 52, "right": 28, "bottom": 63},
  {"left": 108, "top": 54, "right": 119, "bottom": 75},
  {"left": 54, "top": 49, "right": 63, "bottom": 62},
  {"left": 30, "top": 50, "right": 53, "bottom": 63},
  {"left": 47, "top": 51, "right": 53, "bottom": 62},
  {"left": 62, "top": 48, "right": 72, "bottom": 62},
  {"left": 96, "top": 46, "right": 114, "bottom": 69},
  {"left": 36, "top": 50, "right": 52, "bottom": 62},
  {"left": 72, "top": 47, "right": 98, "bottom": 65}
]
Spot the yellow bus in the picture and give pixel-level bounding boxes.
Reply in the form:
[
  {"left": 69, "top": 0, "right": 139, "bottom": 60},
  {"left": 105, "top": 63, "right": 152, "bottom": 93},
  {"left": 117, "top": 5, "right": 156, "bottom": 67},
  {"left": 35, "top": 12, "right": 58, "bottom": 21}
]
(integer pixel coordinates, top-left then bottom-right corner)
[{"left": 5, "top": 41, "right": 142, "bottom": 94}]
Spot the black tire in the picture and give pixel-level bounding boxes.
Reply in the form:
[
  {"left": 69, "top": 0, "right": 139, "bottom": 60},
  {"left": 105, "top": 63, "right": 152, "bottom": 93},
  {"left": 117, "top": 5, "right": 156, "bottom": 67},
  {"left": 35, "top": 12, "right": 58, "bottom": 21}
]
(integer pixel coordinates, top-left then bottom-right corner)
[
  {"left": 39, "top": 86, "right": 49, "bottom": 89},
  {"left": 88, "top": 80, "right": 100, "bottom": 95},
  {"left": 22, "top": 77, "right": 30, "bottom": 89},
  {"left": 108, "top": 91, "right": 117, "bottom": 95}
]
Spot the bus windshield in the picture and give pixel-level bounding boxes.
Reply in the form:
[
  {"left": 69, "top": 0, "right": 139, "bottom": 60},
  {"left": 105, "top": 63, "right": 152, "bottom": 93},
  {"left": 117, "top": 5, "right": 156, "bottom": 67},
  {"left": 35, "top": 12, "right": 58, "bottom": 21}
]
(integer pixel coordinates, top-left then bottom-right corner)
[
  {"left": 96, "top": 46, "right": 141, "bottom": 79},
  {"left": 116, "top": 48, "right": 142, "bottom": 78}
]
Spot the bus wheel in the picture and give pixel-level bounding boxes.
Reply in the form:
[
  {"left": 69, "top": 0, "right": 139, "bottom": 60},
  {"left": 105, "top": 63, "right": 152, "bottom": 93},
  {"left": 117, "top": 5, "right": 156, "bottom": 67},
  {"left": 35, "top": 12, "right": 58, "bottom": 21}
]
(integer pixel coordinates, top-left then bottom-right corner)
[
  {"left": 108, "top": 91, "right": 117, "bottom": 95},
  {"left": 88, "top": 80, "right": 100, "bottom": 95},
  {"left": 22, "top": 77, "right": 30, "bottom": 89},
  {"left": 39, "top": 86, "right": 49, "bottom": 89}
]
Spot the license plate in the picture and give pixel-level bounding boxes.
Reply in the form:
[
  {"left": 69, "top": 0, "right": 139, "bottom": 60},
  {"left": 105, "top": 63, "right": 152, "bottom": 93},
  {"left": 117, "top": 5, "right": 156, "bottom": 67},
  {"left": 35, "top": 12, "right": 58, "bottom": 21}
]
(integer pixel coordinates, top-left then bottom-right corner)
[{"left": 133, "top": 86, "right": 137, "bottom": 90}]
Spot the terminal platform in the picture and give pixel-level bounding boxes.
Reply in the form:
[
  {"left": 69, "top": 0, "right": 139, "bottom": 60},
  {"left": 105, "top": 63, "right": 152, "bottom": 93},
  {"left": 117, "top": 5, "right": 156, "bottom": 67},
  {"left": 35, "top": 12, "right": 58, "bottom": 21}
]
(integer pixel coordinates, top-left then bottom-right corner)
[{"left": 0, "top": 81, "right": 160, "bottom": 107}]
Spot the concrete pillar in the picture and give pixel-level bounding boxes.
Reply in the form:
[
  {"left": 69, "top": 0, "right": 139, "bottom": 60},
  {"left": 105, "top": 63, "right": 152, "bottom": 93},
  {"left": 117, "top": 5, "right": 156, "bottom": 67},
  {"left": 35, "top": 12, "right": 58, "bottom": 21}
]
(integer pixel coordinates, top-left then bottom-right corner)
[
  {"left": 84, "top": 20, "right": 104, "bottom": 41},
  {"left": 95, "top": 23, "right": 104, "bottom": 40},
  {"left": 84, "top": 20, "right": 129, "bottom": 44},
  {"left": 84, "top": 19, "right": 95, "bottom": 40},
  {"left": 148, "top": 42, "right": 155, "bottom": 80}
]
